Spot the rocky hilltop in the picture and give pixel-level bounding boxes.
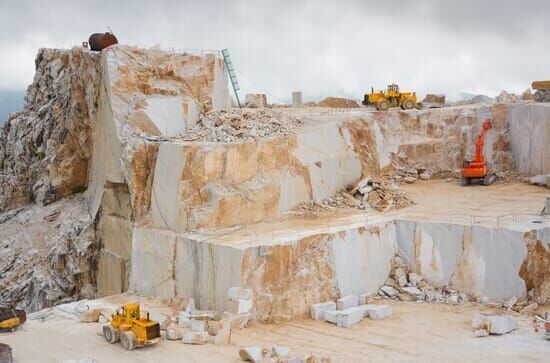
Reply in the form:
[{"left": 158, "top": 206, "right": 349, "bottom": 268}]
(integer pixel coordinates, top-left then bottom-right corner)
[{"left": 0, "top": 48, "right": 100, "bottom": 212}]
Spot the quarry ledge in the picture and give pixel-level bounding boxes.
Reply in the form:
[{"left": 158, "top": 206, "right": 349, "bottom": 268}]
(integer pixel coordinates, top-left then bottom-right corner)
[{"left": 130, "top": 206, "right": 549, "bottom": 321}]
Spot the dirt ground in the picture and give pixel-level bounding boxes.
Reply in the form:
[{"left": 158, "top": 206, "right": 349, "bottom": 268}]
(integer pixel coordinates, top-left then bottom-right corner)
[
  {"left": 1, "top": 296, "right": 548, "bottom": 363},
  {"left": 190, "top": 179, "right": 549, "bottom": 249},
  {"left": 401, "top": 179, "right": 549, "bottom": 217}
]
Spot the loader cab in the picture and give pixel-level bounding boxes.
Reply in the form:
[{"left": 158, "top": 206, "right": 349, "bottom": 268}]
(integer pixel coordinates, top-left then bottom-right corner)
[{"left": 388, "top": 84, "right": 399, "bottom": 93}]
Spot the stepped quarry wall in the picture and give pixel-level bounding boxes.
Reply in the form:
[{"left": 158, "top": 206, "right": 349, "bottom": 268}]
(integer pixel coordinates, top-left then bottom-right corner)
[
  {"left": 1, "top": 44, "right": 549, "bottom": 316},
  {"left": 85, "top": 46, "right": 232, "bottom": 296},
  {"left": 144, "top": 103, "right": 525, "bottom": 232},
  {"left": 130, "top": 218, "right": 550, "bottom": 322}
]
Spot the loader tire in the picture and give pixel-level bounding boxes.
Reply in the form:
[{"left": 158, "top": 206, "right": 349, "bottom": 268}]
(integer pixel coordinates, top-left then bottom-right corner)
[
  {"left": 402, "top": 99, "right": 415, "bottom": 110},
  {"left": 534, "top": 90, "right": 544, "bottom": 102},
  {"left": 103, "top": 325, "right": 119, "bottom": 344},
  {"left": 460, "top": 176, "right": 470, "bottom": 186},
  {"left": 121, "top": 331, "right": 137, "bottom": 351},
  {"left": 376, "top": 100, "right": 390, "bottom": 111}
]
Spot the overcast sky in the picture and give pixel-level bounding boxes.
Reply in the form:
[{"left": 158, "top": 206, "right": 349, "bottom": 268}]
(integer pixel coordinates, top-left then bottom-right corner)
[{"left": 0, "top": 0, "right": 549, "bottom": 102}]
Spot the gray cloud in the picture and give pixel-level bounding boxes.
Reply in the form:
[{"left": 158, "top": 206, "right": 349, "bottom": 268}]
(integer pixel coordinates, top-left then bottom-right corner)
[{"left": 0, "top": 0, "right": 548, "bottom": 101}]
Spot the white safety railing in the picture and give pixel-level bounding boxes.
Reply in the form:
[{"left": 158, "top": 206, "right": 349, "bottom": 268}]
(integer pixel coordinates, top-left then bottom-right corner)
[
  {"left": 397, "top": 211, "right": 550, "bottom": 228},
  {"left": 282, "top": 107, "right": 372, "bottom": 118},
  {"left": 163, "top": 48, "right": 221, "bottom": 57}
]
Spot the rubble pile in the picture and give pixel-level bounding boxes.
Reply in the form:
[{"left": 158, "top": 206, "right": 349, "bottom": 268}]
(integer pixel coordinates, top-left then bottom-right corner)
[
  {"left": 311, "top": 295, "right": 392, "bottom": 329},
  {"left": 317, "top": 97, "right": 359, "bottom": 108},
  {"left": 180, "top": 110, "right": 303, "bottom": 142},
  {"left": 377, "top": 255, "right": 544, "bottom": 313},
  {"left": 0, "top": 195, "right": 98, "bottom": 312},
  {"left": 296, "top": 176, "right": 413, "bottom": 213},
  {"left": 377, "top": 256, "right": 469, "bottom": 304},
  {"left": 163, "top": 287, "right": 252, "bottom": 346}
]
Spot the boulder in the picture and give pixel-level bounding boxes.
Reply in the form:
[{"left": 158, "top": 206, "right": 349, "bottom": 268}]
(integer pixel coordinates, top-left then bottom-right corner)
[
  {"left": 239, "top": 346, "right": 264, "bottom": 362},
  {"left": 182, "top": 331, "right": 209, "bottom": 345},
  {"left": 366, "top": 305, "right": 392, "bottom": 320},
  {"left": 380, "top": 285, "right": 399, "bottom": 298},
  {"left": 472, "top": 314, "right": 518, "bottom": 335},
  {"left": 404, "top": 176, "right": 417, "bottom": 184},
  {"left": 337, "top": 307, "right": 364, "bottom": 328},
  {"left": 419, "top": 172, "right": 431, "bottom": 180},
  {"left": 166, "top": 327, "right": 182, "bottom": 340},
  {"left": 227, "top": 299, "right": 253, "bottom": 314}
]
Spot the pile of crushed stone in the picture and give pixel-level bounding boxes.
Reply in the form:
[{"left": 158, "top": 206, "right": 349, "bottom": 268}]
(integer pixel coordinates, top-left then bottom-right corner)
[
  {"left": 317, "top": 97, "right": 360, "bottom": 108},
  {"left": 180, "top": 110, "right": 303, "bottom": 142},
  {"left": 296, "top": 176, "right": 414, "bottom": 213}
]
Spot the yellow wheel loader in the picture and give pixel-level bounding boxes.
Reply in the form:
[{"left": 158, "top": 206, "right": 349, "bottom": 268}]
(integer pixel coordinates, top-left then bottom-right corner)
[
  {"left": 0, "top": 309, "right": 26, "bottom": 332},
  {"left": 363, "top": 84, "right": 417, "bottom": 111},
  {"left": 102, "top": 303, "right": 160, "bottom": 351}
]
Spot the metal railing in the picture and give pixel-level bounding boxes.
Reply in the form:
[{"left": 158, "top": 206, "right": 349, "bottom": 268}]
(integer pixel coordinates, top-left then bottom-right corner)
[
  {"left": 396, "top": 211, "right": 550, "bottom": 227},
  {"left": 163, "top": 48, "right": 221, "bottom": 57},
  {"left": 281, "top": 107, "right": 373, "bottom": 118}
]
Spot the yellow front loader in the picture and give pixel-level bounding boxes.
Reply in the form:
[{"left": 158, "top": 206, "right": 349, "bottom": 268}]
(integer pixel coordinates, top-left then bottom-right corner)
[
  {"left": 102, "top": 303, "right": 160, "bottom": 351},
  {"left": 363, "top": 84, "right": 417, "bottom": 111}
]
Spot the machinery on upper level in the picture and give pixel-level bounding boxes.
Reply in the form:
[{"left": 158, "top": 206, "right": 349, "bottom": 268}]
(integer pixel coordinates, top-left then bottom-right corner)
[
  {"left": 102, "top": 303, "right": 160, "bottom": 351},
  {"left": 461, "top": 120, "right": 496, "bottom": 186},
  {"left": 362, "top": 84, "right": 417, "bottom": 111},
  {"left": 532, "top": 80, "right": 550, "bottom": 102}
]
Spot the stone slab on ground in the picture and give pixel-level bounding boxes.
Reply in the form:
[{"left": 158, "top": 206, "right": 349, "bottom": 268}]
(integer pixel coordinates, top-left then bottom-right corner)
[
  {"left": 472, "top": 314, "right": 518, "bottom": 335},
  {"left": 337, "top": 295, "right": 358, "bottom": 310},
  {"left": 166, "top": 327, "right": 182, "bottom": 340},
  {"left": 310, "top": 301, "right": 336, "bottom": 320},
  {"left": 366, "top": 305, "right": 392, "bottom": 320},
  {"left": 239, "top": 346, "right": 264, "bottom": 362},
  {"left": 182, "top": 331, "right": 209, "bottom": 345},
  {"left": 337, "top": 307, "right": 364, "bottom": 328}
]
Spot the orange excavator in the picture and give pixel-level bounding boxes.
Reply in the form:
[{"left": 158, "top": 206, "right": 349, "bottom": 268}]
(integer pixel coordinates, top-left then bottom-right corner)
[{"left": 460, "top": 119, "right": 496, "bottom": 186}]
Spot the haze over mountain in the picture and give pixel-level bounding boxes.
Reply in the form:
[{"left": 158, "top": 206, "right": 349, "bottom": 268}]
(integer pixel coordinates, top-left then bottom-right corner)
[{"left": 0, "top": 90, "right": 25, "bottom": 125}]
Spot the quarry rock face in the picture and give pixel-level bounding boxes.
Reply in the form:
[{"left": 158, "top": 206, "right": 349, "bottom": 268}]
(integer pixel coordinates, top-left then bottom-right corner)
[
  {"left": 0, "top": 47, "right": 101, "bottom": 212},
  {"left": 1, "top": 44, "right": 549, "bottom": 319},
  {"left": 0, "top": 196, "right": 97, "bottom": 311}
]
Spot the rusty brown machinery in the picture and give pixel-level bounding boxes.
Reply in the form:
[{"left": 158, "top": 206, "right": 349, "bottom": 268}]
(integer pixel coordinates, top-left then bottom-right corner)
[{"left": 88, "top": 32, "right": 118, "bottom": 51}]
